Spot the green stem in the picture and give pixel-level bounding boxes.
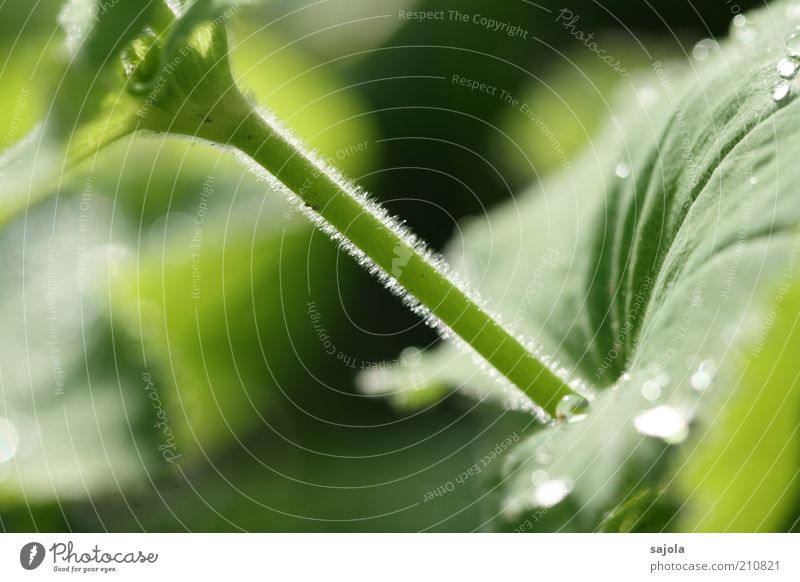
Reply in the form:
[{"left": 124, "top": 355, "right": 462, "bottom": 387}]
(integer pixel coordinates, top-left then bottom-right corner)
[
  {"left": 0, "top": 112, "right": 136, "bottom": 228},
  {"left": 177, "top": 90, "right": 574, "bottom": 417}
]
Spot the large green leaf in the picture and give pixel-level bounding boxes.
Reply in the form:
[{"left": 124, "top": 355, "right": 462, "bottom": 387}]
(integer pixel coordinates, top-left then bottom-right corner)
[
  {"left": 674, "top": 280, "right": 800, "bottom": 532},
  {"left": 0, "top": 140, "right": 350, "bottom": 501},
  {"left": 367, "top": 0, "right": 800, "bottom": 529},
  {"left": 110, "top": 189, "right": 344, "bottom": 462},
  {"left": 0, "top": 195, "right": 153, "bottom": 502}
]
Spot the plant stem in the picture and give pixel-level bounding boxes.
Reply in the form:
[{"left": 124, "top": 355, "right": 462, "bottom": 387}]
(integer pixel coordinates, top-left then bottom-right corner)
[
  {"left": 0, "top": 112, "right": 137, "bottom": 228},
  {"left": 164, "top": 90, "right": 575, "bottom": 417}
]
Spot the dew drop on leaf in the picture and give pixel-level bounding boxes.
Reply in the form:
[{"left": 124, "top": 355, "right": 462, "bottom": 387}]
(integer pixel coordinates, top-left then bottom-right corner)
[
  {"left": 692, "top": 39, "right": 716, "bottom": 61},
  {"left": 555, "top": 394, "right": 589, "bottom": 423},
  {"left": 690, "top": 359, "right": 716, "bottom": 392},
  {"left": 532, "top": 477, "right": 573, "bottom": 508},
  {"left": 633, "top": 406, "right": 689, "bottom": 444},
  {"left": 614, "top": 162, "right": 631, "bottom": 178},
  {"left": 786, "top": 31, "right": 800, "bottom": 58},
  {"left": 732, "top": 15, "right": 758, "bottom": 43},
  {"left": 641, "top": 380, "right": 662, "bottom": 401},
  {"left": 773, "top": 81, "right": 791, "bottom": 102},
  {"left": 777, "top": 57, "right": 798, "bottom": 79},
  {"left": 690, "top": 372, "right": 712, "bottom": 392},
  {"left": 692, "top": 44, "right": 709, "bottom": 62}
]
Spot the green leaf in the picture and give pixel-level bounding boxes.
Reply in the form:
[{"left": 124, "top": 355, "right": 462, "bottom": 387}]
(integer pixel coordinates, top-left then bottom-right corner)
[
  {"left": 0, "top": 196, "right": 153, "bottom": 501},
  {"left": 368, "top": 0, "right": 800, "bottom": 529},
  {"left": 106, "top": 143, "right": 346, "bottom": 460},
  {"left": 64, "top": 408, "right": 525, "bottom": 532},
  {"left": 674, "top": 280, "right": 800, "bottom": 532},
  {"left": 496, "top": 34, "right": 657, "bottom": 176},
  {"left": 0, "top": 139, "right": 351, "bottom": 500},
  {"left": 0, "top": 0, "right": 172, "bottom": 227}
]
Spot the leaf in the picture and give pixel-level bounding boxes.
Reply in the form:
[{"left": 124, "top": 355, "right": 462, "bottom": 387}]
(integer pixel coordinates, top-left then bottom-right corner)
[
  {"left": 0, "top": 0, "right": 170, "bottom": 226},
  {"left": 0, "top": 139, "right": 350, "bottom": 501},
  {"left": 0, "top": 195, "right": 153, "bottom": 501},
  {"left": 368, "top": 0, "right": 800, "bottom": 529},
  {"left": 674, "top": 280, "right": 800, "bottom": 532},
  {"left": 106, "top": 141, "right": 346, "bottom": 460},
  {"left": 496, "top": 34, "right": 656, "bottom": 176},
  {"left": 64, "top": 407, "right": 526, "bottom": 532}
]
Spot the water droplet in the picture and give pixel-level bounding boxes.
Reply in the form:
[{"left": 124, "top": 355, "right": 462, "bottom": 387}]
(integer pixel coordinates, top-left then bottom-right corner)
[
  {"left": 641, "top": 380, "right": 661, "bottom": 401},
  {"left": 621, "top": 372, "right": 631, "bottom": 382},
  {"left": 777, "top": 57, "right": 798, "bottom": 79},
  {"left": 615, "top": 162, "right": 631, "bottom": 178},
  {"left": 655, "top": 372, "right": 671, "bottom": 387},
  {"left": 692, "top": 39, "right": 714, "bottom": 61},
  {"left": 787, "top": 32, "right": 800, "bottom": 58},
  {"left": 690, "top": 359, "right": 717, "bottom": 392},
  {"left": 555, "top": 394, "right": 589, "bottom": 423},
  {"left": 749, "top": 176, "right": 759, "bottom": 186},
  {"left": 0, "top": 418, "right": 19, "bottom": 463},
  {"left": 730, "top": 14, "right": 756, "bottom": 41},
  {"left": 692, "top": 42, "right": 710, "bottom": 61},
  {"left": 532, "top": 477, "right": 573, "bottom": 508},
  {"left": 634, "top": 406, "right": 689, "bottom": 444},
  {"left": 773, "top": 82, "right": 791, "bottom": 103},
  {"left": 690, "top": 372, "right": 712, "bottom": 392}
]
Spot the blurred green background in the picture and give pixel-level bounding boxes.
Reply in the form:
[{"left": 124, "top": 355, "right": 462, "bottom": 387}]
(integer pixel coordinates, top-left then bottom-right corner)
[{"left": 0, "top": 0, "right": 763, "bottom": 531}]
